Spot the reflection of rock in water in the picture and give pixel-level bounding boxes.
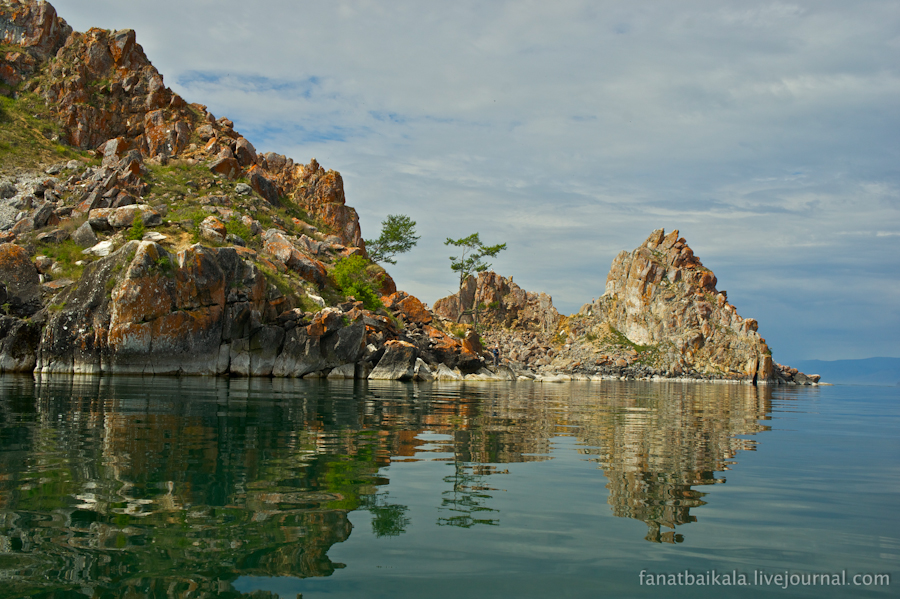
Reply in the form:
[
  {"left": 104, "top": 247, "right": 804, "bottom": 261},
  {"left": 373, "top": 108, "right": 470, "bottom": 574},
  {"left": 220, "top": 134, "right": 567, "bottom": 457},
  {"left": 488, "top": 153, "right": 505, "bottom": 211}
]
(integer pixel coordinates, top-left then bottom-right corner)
[
  {"left": 606, "top": 471, "right": 705, "bottom": 543},
  {"left": 582, "top": 382, "right": 772, "bottom": 542},
  {"left": 0, "top": 373, "right": 783, "bottom": 596},
  {"left": 0, "top": 376, "right": 371, "bottom": 597}
]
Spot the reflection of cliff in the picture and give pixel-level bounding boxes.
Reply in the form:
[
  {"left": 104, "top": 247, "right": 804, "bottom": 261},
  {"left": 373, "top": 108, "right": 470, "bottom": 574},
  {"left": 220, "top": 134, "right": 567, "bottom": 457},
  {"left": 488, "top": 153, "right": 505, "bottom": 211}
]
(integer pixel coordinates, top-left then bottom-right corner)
[
  {"left": 374, "top": 381, "right": 773, "bottom": 541},
  {"left": 0, "top": 374, "right": 783, "bottom": 597},
  {"left": 570, "top": 382, "right": 772, "bottom": 542},
  {"left": 0, "top": 376, "right": 385, "bottom": 597}
]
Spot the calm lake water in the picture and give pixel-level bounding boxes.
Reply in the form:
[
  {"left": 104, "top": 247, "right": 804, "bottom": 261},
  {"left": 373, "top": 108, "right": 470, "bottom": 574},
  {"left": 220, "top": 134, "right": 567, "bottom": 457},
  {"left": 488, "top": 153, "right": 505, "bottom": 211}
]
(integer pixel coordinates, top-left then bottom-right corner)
[{"left": 0, "top": 376, "right": 896, "bottom": 598}]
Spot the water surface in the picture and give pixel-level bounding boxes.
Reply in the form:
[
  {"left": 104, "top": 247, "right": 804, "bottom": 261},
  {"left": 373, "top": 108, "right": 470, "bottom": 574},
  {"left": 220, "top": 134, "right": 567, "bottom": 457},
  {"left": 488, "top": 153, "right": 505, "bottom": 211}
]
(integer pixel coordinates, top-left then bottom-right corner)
[{"left": 0, "top": 376, "right": 896, "bottom": 598}]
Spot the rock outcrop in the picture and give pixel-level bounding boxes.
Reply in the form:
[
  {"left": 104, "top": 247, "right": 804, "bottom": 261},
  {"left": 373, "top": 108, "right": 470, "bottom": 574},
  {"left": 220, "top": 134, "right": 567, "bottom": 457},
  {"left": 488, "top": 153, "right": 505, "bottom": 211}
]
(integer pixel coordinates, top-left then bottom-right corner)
[
  {"left": 572, "top": 228, "right": 774, "bottom": 382},
  {"left": 33, "top": 240, "right": 369, "bottom": 376},
  {"left": 0, "top": 242, "right": 42, "bottom": 316},
  {"left": 0, "top": 231, "right": 481, "bottom": 378},
  {"left": 368, "top": 340, "right": 418, "bottom": 380},
  {"left": 434, "top": 271, "right": 560, "bottom": 334},
  {"left": 0, "top": 1, "right": 365, "bottom": 251},
  {"left": 434, "top": 230, "right": 813, "bottom": 385}
]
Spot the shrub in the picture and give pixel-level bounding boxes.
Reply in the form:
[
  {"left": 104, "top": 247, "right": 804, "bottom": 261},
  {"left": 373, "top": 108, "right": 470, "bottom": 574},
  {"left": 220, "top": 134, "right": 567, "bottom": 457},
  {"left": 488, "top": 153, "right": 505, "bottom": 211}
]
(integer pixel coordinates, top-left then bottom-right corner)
[
  {"left": 125, "top": 212, "right": 145, "bottom": 241},
  {"left": 332, "top": 256, "right": 382, "bottom": 311}
]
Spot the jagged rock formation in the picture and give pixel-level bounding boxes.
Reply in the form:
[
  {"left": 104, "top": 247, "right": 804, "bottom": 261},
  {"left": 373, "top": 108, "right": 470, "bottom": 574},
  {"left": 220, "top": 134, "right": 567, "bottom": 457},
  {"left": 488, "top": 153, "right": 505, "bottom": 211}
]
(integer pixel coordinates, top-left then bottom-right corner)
[
  {"left": 0, "top": 2, "right": 812, "bottom": 385},
  {"left": 1, "top": 0, "right": 367, "bottom": 251},
  {"left": 32, "top": 240, "right": 359, "bottom": 375},
  {"left": 15, "top": 238, "right": 479, "bottom": 377},
  {"left": 435, "top": 230, "right": 816, "bottom": 385},
  {"left": 569, "top": 228, "right": 776, "bottom": 382},
  {"left": 434, "top": 271, "right": 560, "bottom": 334}
]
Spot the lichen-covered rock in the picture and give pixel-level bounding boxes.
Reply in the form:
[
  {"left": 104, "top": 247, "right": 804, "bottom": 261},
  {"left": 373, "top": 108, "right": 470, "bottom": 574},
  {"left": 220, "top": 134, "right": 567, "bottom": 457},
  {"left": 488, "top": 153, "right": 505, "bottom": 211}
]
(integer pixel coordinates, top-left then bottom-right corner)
[
  {"left": 36, "top": 241, "right": 139, "bottom": 374},
  {"left": 234, "top": 137, "right": 257, "bottom": 167},
  {"left": 199, "top": 215, "right": 226, "bottom": 242},
  {"left": 383, "top": 291, "right": 432, "bottom": 325},
  {"left": 263, "top": 229, "right": 326, "bottom": 287},
  {"left": 107, "top": 204, "right": 157, "bottom": 228},
  {"left": 289, "top": 159, "right": 365, "bottom": 250},
  {"left": 271, "top": 312, "right": 365, "bottom": 378},
  {"left": 36, "top": 241, "right": 275, "bottom": 375},
  {"left": 0, "top": 1, "right": 72, "bottom": 60},
  {"left": 230, "top": 325, "right": 284, "bottom": 376},
  {"left": 250, "top": 169, "right": 280, "bottom": 204},
  {"left": 0, "top": 315, "right": 41, "bottom": 372},
  {"left": 71, "top": 220, "right": 98, "bottom": 247},
  {"left": 209, "top": 156, "right": 240, "bottom": 179}
]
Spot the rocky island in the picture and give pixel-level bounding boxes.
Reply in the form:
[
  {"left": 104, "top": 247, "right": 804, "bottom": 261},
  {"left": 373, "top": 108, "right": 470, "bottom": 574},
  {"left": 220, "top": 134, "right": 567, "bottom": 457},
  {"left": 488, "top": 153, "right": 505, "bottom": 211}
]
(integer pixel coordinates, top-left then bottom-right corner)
[{"left": 0, "top": 1, "right": 816, "bottom": 385}]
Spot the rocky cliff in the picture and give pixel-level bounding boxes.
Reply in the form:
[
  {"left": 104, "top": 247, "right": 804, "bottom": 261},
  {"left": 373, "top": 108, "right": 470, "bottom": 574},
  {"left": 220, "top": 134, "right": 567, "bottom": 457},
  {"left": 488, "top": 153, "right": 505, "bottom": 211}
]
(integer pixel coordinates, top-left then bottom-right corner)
[
  {"left": 1, "top": 0, "right": 365, "bottom": 250},
  {"left": 0, "top": 0, "right": 481, "bottom": 380},
  {"left": 433, "top": 270, "right": 560, "bottom": 334}
]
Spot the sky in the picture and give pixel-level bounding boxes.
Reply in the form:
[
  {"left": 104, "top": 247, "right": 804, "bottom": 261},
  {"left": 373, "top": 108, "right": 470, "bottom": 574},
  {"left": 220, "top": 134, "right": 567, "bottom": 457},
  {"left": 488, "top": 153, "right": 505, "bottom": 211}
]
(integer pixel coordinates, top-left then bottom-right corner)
[{"left": 49, "top": 0, "right": 899, "bottom": 363}]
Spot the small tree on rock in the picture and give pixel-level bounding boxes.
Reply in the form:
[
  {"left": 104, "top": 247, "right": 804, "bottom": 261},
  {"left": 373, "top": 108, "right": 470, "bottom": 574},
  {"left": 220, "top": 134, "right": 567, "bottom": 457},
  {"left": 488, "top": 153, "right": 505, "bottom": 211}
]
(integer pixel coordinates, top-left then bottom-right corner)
[
  {"left": 365, "top": 214, "right": 420, "bottom": 265},
  {"left": 445, "top": 233, "right": 506, "bottom": 288}
]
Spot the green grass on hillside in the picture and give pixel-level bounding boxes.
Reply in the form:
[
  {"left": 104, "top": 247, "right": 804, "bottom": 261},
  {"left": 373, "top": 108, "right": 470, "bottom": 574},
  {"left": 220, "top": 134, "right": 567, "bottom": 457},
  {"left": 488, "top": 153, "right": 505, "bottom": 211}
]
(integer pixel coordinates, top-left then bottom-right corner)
[{"left": 0, "top": 92, "right": 88, "bottom": 173}]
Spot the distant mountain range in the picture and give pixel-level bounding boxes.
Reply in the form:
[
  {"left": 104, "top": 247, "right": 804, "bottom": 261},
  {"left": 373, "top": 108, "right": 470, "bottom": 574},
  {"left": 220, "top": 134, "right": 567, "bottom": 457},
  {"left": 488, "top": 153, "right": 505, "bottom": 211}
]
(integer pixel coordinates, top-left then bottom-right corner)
[{"left": 789, "top": 357, "right": 900, "bottom": 386}]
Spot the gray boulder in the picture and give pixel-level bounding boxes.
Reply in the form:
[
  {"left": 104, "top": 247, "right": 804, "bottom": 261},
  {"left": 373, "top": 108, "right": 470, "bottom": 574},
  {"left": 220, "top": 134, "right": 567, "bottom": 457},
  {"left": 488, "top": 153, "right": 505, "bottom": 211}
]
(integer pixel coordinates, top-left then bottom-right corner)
[
  {"left": 369, "top": 340, "right": 418, "bottom": 381},
  {"left": 71, "top": 221, "right": 98, "bottom": 247},
  {"left": 230, "top": 325, "right": 285, "bottom": 376},
  {"left": 271, "top": 315, "right": 366, "bottom": 378},
  {"left": 327, "top": 363, "right": 356, "bottom": 379},
  {"left": 0, "top": 181, "right": 17, "bottom": 199},
  {"left": 32, "top": 202, "right": 56, "bottom": 229},
  {"left": 0, "top": 243, "right": 42, "bottom": 317},
  {"left": 0, "top": 316, "right": 41, "bottom": 372}
]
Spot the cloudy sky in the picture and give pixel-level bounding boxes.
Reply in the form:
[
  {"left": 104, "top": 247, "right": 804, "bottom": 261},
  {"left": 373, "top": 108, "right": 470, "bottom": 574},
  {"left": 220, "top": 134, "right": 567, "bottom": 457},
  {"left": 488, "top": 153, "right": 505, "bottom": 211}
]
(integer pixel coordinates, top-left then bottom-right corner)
[{"left": 52, "top": 0, "right": 899, "bottom": 362}]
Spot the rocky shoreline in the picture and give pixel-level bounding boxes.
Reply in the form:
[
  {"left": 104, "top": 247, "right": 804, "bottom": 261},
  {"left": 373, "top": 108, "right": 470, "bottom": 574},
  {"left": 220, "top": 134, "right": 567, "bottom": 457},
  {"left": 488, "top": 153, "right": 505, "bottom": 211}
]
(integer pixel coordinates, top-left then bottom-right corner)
[{"left": 0, "top": 1, "right": 820, "bottom": 386}]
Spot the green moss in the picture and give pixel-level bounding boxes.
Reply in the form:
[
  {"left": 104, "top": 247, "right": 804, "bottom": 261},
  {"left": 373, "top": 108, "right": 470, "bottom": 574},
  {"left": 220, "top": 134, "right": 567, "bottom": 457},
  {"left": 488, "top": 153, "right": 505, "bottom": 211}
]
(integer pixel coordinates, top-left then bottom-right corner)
[
  {"left": 151, "top": 255, "right": 175, "bottom": 278},
  {"left": 257, "top": 263, "right": 301, "bottom": 304},
  {"left": 225, "top": 215, "right": 260, "bottom": 248},
  {"left": 449, "top": 323, "right": 468, "bottom": 339},
  {"left": 145, "top": 162, "right": 218, "bottom": 197}
]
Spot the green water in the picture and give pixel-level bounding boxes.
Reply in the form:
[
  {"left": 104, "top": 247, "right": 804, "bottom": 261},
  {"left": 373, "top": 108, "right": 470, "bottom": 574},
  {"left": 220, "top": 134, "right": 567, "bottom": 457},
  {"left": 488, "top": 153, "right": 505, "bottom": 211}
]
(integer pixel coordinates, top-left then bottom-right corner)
[{"left": 0, "top": 376, "right": 896, "bottom": 598}]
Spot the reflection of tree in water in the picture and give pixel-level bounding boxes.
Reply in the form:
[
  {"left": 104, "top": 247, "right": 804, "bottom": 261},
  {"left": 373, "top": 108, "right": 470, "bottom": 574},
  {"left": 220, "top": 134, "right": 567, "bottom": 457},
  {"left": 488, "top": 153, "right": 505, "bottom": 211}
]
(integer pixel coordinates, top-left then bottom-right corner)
[
  {"left": 0, "top": 374, "right": 786, "bottom": 596},
  {"left": 438, "top": 461, "right": 500, "bottom": 528},
  {"left": 363, "top": 491, "right": 410, "bottom": 537},
  {"left": 417, "top": 381, "right": 775, "bottom": 543}
]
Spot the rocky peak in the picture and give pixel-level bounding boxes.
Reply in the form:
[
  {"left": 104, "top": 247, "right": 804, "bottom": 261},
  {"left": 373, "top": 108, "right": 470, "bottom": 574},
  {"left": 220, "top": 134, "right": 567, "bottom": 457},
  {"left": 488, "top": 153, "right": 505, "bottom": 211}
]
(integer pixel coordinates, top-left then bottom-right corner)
[
  {"left": 0, "top": 0, "right": 71, "bottom": 60},
  {"left": 579, "top": 228, "right": 774, "bottom": 382}
]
